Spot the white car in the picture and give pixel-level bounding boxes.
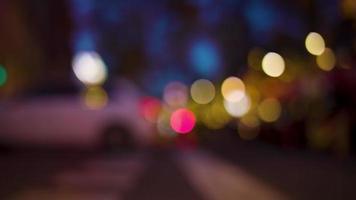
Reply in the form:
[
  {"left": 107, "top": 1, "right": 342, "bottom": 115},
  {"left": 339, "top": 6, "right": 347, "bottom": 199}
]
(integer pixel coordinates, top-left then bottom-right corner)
[{"left": 0, "top": 80, "right": 153, "bottom": 150}]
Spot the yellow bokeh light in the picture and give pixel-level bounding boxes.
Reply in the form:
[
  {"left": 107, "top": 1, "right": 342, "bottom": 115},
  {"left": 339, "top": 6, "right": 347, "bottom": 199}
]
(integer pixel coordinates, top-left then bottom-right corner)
[
  {"left": 258, "top": 98, "right": 282, "bottom": 122},
  {"left": 72, "top": 51, "right": 108, "bottom": 85},
  {"left": 190, "top": 79, "right": 215, "bottom": 104},
  {"left": 305, "top": 32, "right": 326, "bottom": 56},
  {"left": 223, "top": 94, "right": 251, "bottom": 118},
  {"left": 201, "top": 98, "right": 231, "bottom": 130},
  {"left": 316, "top": 48, "right": 336, "bottom": 71},
  {"left": 342, "top": 0, "right": 356, "bottom": 18},
  {"left": 82, "top": 86, "right": 108, "bottom": 109},
  {"left": 262, "top": 52, "right": 285, "bottom": 77},
  {"left": 241, "top": 114, "right": 260, "bottom": 128},
  {"left": 221, "top": 76, "right": 245, "bottom": 102}
]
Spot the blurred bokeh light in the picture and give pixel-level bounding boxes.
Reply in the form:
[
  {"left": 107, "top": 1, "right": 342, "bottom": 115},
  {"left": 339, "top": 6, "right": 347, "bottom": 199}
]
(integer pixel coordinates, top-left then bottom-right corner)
[
  {"left": 189, "top": 39, "right": 221, "bottom": 78},
  {"left": 262, "top": 52, "right": 285, "bottom": 77},
  {"left": 224, "top": 94, "right": 251, "bottom": 118},
  {"left": 190, "top": 79, "right": 215, "bottom": 104},
  {"left": 241, "top": 114, "right": 260, "bottom": 129},
  {"left": 163, "top": 81, "right": 189, "bottom": 108},
  {"left": 72, "top": 51, "right": 108, "bottom": 86},
  {"left": 140, "top": 96, "right": 162, "bottom": 123},
  {"left": 257, "top": 98, "right": 282, "bottom": 122},
  {"left": 305, "top": 32, "right": 326, "bottom": 56},
  {"left": 170, "top": 108, "right": 196, "bottom": 134},
  {"left": 0, "top": 3, "right": 355, "bottom": 197},
  {"left": 221, "top": 77, "right": 246, "bottom": 103},
  {"left": 81, "top": 86, "right": 108, "bottom": 109},
  {"left": 0, "top": 65, "right": 7, "bottom": 87},
  {"left": 316, "top": 48, "right": 336, "bottom": 71},
  {"left": 200, "top": 97, "right": 231, "bottom": 130}
]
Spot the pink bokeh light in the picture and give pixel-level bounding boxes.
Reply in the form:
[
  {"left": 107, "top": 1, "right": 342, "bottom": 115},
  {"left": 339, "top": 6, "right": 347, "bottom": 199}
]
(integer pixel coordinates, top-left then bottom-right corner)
[{"left": 170, "top": 108, "right": 196, "bottom": 134}]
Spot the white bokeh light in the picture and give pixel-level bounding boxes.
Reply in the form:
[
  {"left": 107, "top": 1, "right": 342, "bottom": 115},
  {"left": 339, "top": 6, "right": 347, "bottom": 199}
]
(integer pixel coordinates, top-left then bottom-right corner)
[
  {"left": 72, "top": 51, "right": 108, "bottom": 85},
  {"left": 221, "top": 76, "right": 246, "bottom": 103},
  {"left": 262, "top": 52, "right": 285, "bottom": 77},
  {"left": 224, "top": 94, "right": 251, "bottom": 118}
]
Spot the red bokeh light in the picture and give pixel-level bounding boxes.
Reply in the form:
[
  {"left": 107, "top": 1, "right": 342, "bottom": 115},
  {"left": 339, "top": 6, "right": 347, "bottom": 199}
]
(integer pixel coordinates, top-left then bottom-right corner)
[{"left": 140, "top": 96, "right": 162, "bottom": 123}]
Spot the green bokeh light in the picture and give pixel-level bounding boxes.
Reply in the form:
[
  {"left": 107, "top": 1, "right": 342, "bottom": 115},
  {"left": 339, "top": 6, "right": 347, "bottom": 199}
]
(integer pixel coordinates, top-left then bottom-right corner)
[{"left": 0, "top": 65, "right": 7, "bottom": 86}]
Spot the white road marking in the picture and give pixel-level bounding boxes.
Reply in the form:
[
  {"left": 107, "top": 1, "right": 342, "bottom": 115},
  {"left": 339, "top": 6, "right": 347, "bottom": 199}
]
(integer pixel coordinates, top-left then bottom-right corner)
[{"left": 177, "top": 150, "right": 288, "bottom": 200}]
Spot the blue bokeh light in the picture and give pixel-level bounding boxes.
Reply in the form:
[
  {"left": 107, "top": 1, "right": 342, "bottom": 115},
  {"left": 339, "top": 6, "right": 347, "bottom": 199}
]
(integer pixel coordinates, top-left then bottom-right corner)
[{"left": 189, "top": 38, "right": 221, "bottom": 78}]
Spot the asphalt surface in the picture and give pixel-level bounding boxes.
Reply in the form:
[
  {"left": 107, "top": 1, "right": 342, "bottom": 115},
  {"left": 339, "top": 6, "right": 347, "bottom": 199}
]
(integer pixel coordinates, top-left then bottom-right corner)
[
  {"left": 0, "top": 137, "right": 356, "bottom": 200},
  {"left": 0, "top": 150, "right": 204, "bottom": 200},
  {"left": 203, "top": 131, "right": 356, "bottom": 200}
]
